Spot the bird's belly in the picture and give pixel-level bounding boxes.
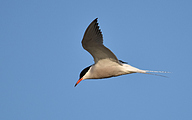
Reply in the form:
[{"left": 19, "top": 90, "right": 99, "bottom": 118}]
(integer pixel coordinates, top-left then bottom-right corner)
[
  {"left": 88, "top": 59, "right": 139, "bottom": 79},
  {"left": 90, "top": 66, "right": 126, "bottom": 79}
]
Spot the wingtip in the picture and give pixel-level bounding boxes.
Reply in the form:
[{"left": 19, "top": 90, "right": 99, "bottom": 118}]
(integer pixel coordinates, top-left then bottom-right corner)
[{"left": 94, "top": 18, "right": 98, "bottom": 21}]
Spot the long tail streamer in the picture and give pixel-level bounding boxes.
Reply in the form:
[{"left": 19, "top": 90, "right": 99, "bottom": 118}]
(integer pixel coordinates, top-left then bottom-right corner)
[{"left": 143, "top": 70, "right": 170, "bottom": 78}]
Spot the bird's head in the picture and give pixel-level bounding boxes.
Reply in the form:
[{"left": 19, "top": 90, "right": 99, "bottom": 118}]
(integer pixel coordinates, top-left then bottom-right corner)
[{"left": 74, "top": 65, "right": 92, "bottom": 87}]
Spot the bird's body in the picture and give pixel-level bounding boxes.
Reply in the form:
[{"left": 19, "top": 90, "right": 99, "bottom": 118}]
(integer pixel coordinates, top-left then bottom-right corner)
[
  {"left": 84, "top": 59, "right": 146, "bottom": 79},
  {"left": 74, "top": 18, "right": 167, "bottom": 87}
]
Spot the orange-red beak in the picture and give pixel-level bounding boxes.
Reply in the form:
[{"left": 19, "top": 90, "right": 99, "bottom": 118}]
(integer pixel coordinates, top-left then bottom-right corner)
[{"left": 74, "top": 78, "right": 83, "bottom": 87}]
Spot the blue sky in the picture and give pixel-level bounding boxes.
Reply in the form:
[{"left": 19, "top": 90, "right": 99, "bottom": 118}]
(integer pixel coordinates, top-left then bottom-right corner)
[{"left": 1, "top": 0, "right": 192, "bottom": 120}]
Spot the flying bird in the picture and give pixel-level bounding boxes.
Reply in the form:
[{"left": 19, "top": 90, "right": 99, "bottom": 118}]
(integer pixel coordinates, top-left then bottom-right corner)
[{"left": 75, "top": 18, "right": 167, "bottom": 87}]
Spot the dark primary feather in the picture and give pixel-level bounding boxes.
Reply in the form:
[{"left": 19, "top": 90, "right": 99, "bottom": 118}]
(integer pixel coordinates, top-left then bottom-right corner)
[
  {"left": 82, "top": 18, "right": 103, "bottom": 46},
  {"left": 81, "top": 18, "right": 118, "bottom": 63}
]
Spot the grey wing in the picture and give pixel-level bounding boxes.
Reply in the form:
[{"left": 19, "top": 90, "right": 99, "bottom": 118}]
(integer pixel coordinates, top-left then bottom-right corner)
[{"left": 82, "top": 18, "right": 118, "bottom": 63}]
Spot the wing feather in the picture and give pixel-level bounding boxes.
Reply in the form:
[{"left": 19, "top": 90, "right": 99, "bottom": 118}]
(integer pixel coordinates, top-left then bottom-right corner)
[{"left": 82, "top": 18, "right": 118, "bottom": 63}]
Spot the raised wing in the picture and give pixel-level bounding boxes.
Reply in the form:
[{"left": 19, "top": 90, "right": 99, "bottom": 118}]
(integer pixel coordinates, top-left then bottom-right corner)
[{"left": 82, "top": 18, "right": 118, "bottom": 63}]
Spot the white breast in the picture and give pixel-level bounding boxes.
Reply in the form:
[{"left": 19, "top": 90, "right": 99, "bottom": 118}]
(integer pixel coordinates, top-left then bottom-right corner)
[{"left": 84, "top": 59, "right": 127, "bottom": 79}]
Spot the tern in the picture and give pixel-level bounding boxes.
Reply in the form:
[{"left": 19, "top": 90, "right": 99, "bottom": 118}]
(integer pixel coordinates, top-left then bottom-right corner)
[{"left": 74, "top": 18, "right": 167, "bottom": 87}]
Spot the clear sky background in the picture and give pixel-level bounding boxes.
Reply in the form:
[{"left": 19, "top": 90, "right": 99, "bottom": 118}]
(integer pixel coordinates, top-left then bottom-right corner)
[{"left": 1, "top": 0, "right": 192, "bottom": 120}]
